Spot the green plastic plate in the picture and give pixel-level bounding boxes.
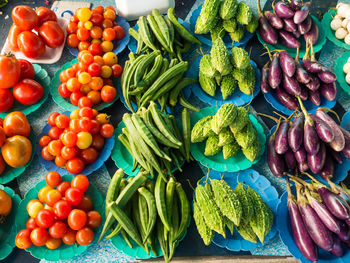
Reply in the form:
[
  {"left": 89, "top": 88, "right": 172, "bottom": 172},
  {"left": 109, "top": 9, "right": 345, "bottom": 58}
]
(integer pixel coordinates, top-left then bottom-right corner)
[
  {"left": 15, "top": 174, "right": 104, "bottom": 261},
  {"left": 0, "top": 64, "right": 50, "bottom": 118},
  {"left": 50, "top": 59, "right": 119, "bottom": 111},
  {"left": 335, "top": 50, "right": 350, "bottom": 95},
  {"left": 0, "top": 129, "right": 36, "bottom": 184},
  {"left": 190, "top": 107, "right": 266, "bottom": 172},
  {"left": 0, "top": 185, "right": 21, "bottom": 261}
]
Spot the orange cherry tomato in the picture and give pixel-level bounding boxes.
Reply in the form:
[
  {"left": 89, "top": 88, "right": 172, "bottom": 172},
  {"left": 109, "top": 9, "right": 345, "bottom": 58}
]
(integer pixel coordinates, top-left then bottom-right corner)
[
  {"left": 114, "top": 25, "right": 125, "bottom": 40},
  {"left": 68, "top": 209, "right": 87, "bottom": 230},
  {"left": 66, "top": 22, "right": 78, "bottom": 34},
  {"left": 76, "top": 227, "right": 94, "bottom": 246},
  {"left": 3, "top": 111, "right": 30, "bottom": 137},
  {"left": 89, "top": 77, "right": 103, "bottom": 91},
  {"left": 67, "top": 34, "right": 79, "bottom": 48},
  {"left": 100, "top": 124, "right": 114, "bottom": 138},
  {"left": 102, "top": 19, "right": 113, "bottom": 29},
  {"left": 61, "top": 146, "right": 77, "bottom": 160},
  {"left": 30, "top": 227, "right": 49, "bottom": 246},
  {"left": 47, "top": 140, "right": 63, "bottom": 157},
  {"left": 78, "top": 41, "right": 90, "bottom": 51},
  {"left": 62, "top": 229, "right": 76, "bottom": 245},
  {"left": 66, "top": 157, "right": 85, "bottom": 174},
  {"left": 101, "top": 85, "right": 116, "bottom": 103},
  {"left": 46, "top": 189, "right": 62, "bottom": 206},
  {"left": 45, "top": 171, "right": 61, "bottom": 187},
  {"left": 87, "top": 90, "right": 101, "bottom": 105},
  {"left": 46, "top": 238, "right": 62, "bottom": 249},
  {"left": 102, "top": 28, "right": 115, "bottom": 41},
  {"left": 71, "top": 174, "right": 89, "bottom": 192},
  {"left": 41, "top": 146, "right": 55, "bottom": 161},
  {"left": 1, "top": 135, "right": 32, "bottom": 168},
  {"left": 15, "top": 229, "right": 32, "bottom": 249},
  {"left": 87, "top": 211, "right": 102, "bottom": 229},
  {"left": 39, "top": 135, "right": 51, "bottom": 148}
]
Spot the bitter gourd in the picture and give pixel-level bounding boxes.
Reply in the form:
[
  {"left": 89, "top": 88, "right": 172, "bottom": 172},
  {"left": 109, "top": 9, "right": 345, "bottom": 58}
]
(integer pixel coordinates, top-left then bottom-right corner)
[
  {"left": 199, "top": 71, "right": 217, "bottom": 96},
  {"left": 204, "top": 135, "right": 221, "bottom": 156},
  {"left": 191, "top": 116, "right": 213, "bottom": 143},
  {"left": 193, "top": 200, "right": 214, "bottom": 246},
  {"left": 200, "top": 54, "right": 218, "bottom": 78},
  {"left": 220, "top": 74, "right": 237, "bottom": 100},
  {"left": 236, "top": 2, "right": 252, "bottom": 25},
  {"left": 234, "top": 122, "right": 257, "bottom": 149},
  {"left": 229, "top": 24, "right": 244, "bottom": 42},
  {"left": 242, "top": 139, "right": 260, "bottom": 162},
  {"left": 223, "top": 18, "right": 237, "bottom": 33},
  {"left": 219, "top": 0, "right": 238, "bottom": 20},
  {"left": 222, "top": 140, "right": 240, "bottom": 159},
  {"left": 218, "top": 127, "right": 235, "bottom": 147},
  {"left": 211, "top": 103, "right": 237, "bottom": 134},
  {"left": 211, "top": 37, "right": 233, "bottom": 76},
  {"left": 195, "top": 0, "right": 221, "bottom": 34},
  {"left": 229, "top": 107, "right": 249, "bottom": 135}
]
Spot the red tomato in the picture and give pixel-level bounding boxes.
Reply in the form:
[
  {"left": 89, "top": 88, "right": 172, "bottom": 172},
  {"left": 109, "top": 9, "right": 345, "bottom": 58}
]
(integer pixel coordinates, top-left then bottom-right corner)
[
  {"left": 62, "top": 229, "right": 76, "bottom": 245},
  {"left": 86, "top": 211, "right": 102, "bottom": 229},
  {"left": 48, "top": 112, "right": 60, "bottom": 126},
  {"left": 49, "top": 221, "right": 67, "bottom": 239},
  {"left": 77, "top": 28, "right": 90, "bottom": 41},
  {"left": 12, "top": 5, "right": 38, "bottom": 31},
  {"left": 101, "top": 85, "right": 116, "bottom": 103},
  {"left": 111, "top": 64, "right": 123, "bottom": 78},
  {"left": 68, "top": 209, "right": 87, "bottom": 230},
  {"left": 13, "top": 79, "right": 43, "bottom": 105},
  {"left": 76, "top": 227, "right": 94, "bottom": 246},
  {"left": 90, "top": 13, "right": 103, "bottom": 26},
  {"left": 61, "top": 146, "right": 77, "bottom": 160},
  {"left": 67, "top": 34, "right": 79, "bottom": 48},
  {"left": 15, "top": 229, "right": 32, "bottom": 249},
  {"left": 78, "top": 96, "right": 92, "bottom": 108},
  {"left": 88, "top": 43, "right": 103, "bottom": 56},
  {"left": 61, "top": 131, "right": 77, "bottom": 147},
  {"left": 30, "top": 227, "right": 49, "bottom": 246},
  {"left": 70, "top": 91, "right": 84, "bottom": 106},
  {"left": 26, "top": 217, "right": 37, "bottom": 230},
  {"left": 39, "top": 135, "right": 51, "bottom": 147},
  {"left": 67, "top": 158, "right": 85, "bottom": 174},
  {"left": 38, "top": 21, "right": 65, "bottom": 48},
  {"left": 41, "top": 146, "right": 55, "bottom": 161},
  {"left": 35, "top": 209, "right": 55, "bottom": 228},
  {"left": 80, "top": 148, "right": 98, "bottom": 164},
  {"left": 77, "top": 196, "right": 93, "bottom": 212},
  {"left": 35, "top": 6, "right": 57, "bottom": 25},
  {"left": 46, "top": 171, "right": 62, "bottom": 187},
  {"left": 53, "top": 199, "right": 72, "bottom": 219},
  {"left": 0, "top": 54, "right": 20, "bottom": 89},
  {"left": 114, "top": 25, "right": 125, "bottom": 40},
  {"left": 0, "top": 89, "right": 14, "bottom": 113},
  {"left": 8, "top": 24, "right": 23, "bottom": 52},
  {"left": 3, "top": 111, "right": 30, "bottom": 137},
  {"left": 0, "top": 127, "right": 5, "bottom": 147},
  {"left": 56, "top": 181, "right": 71, "bottom": 195},
  {"left": 79, "top": 107, "right": 93, "bottom": 118},
  {"left": 87, "top": 63, "right": 101, "bottom": 77},
  {"left": 71, "top": 174, "right": 89, "bottom": 192},
  {"left": 65, "top": 187, "right": 83, "bottom": 205},
  {"left": 46, "top": 189, "right": 62, "bottom": 206},
  {"left": 92, "top": 134, "right": 104, "bottom": 151},
  {"left": 66, "top": 22, "right": 78, "bottom": 34},
  {"left": 89, "top": 120, "right": 100, "bottom": 135},
  {"left": 18, "top": 59, "right": 35, "bottom": 79},
  {"left": 45, "top": 237, "right": 61, "bottom": 249},
  {"left": 55, "top": 114, "right": 70, "bottom": 129},
  {"left": 93, "top": 6, "right": 104, "bottom": 14},
  {"left": 48, "top": 127, "right": 63, "bottom": 140},
  {"left": 100, "top": 124, "right": 114, "bottom": 138},
  {"left": 58, "top": 83, "right": 71, "bottom": 99},
  {"left": 17, "top": 31, "right": 46, "bottom": 59}
]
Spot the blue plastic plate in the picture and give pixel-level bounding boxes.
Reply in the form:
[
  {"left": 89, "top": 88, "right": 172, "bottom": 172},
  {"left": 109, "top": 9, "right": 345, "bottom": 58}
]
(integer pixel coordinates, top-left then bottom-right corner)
[
  {"left": 188, "top": 57, "right": 260, "bottom": 107},
  {"left": 277, "top": 186, "right": 350, "bottom": 263},
  {"left": 257, "top": 15, "right": 327, "bottom": 58},
  {"left": 197, "top": 169, "right": 279, "bottom": 251},
  {"left": 188, "top": 4, "right": 254, "bottom": 48},
  {"left": 268, "top": 125, "right": 350, "bottom": 184},
  {"left": 36, "top": 111, "right": 115, "bottom": 176},
  {"left": 67, "top": 15, "right": 130, "bottom": 57}
]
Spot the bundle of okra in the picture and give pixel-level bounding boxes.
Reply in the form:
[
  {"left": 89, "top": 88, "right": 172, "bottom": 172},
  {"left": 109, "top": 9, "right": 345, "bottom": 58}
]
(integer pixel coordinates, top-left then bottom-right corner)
[
  {"left": 118, "top": 103, "right": 192, "bottom": 180},
  {"left": 99, "top": 169, "right": 190, "bottom": 263}
]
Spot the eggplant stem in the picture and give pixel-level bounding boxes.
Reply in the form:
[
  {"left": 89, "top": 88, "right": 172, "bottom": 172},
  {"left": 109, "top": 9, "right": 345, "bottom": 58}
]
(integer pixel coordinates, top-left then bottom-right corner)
[
  {"left": 317, "top": 107, "right": 340, "bottom": 122},
  {"left": 272, "top": 0, "right": 276, "bottom": 10},
  {"left": 256, "top": 112, "right": 280, "bottom": 123},
  {"left": 310, "top": 42, "right": 316, "bottom": 62},
  {"left": 303, "top": 41, "right": 311, "bottom": 61},
  {"left": 286, "top": 177, "right": 293, "bottom": 198},
  {"left": 272, "top": 111, "right": 288, "bottom": 121},
  {"left": 263, "top": 44, "right": 273, "bottom": 61},
  {"left": 295, "top": 47, "right": 300, "bottom": 61},
  {"left": 272, "top": 117, "right": 282, "bottom": 137},
  {"left": 296, "top": 96, "right": 313, "bottom": 125},
  {"left": 186, "top": 179, "right": 195, "bottom": 191},
  {"left": 257, "top": 0, "right": 263, "bottom": 16},
  {"left": 301, "top": 172, "right": 327, "bottom": 189}
]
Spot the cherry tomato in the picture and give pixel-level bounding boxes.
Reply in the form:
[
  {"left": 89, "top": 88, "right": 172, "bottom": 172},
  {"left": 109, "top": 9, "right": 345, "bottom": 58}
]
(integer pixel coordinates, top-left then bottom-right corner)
[
  {"left": 77, "top": 8, "right": 92, "bottom": 22},
  {"left": 57, "top": 181, "right": 71, "bottom": 195},
  {"left": 78, "top": 72, "right": 92, "bottom": 85},
  {"left": 0, "top": 53, "right": 20, "bottom": 89},
  {"left": 55, "top": 155, "right": 67, "bottom": 168},
  {"left": 36, "top": 7, "right": 57, "bottom": 25},
  {"left": 58, "top": 83, "right": 71, "bottom": 98},
  {"left": 53, "top": 199, "right": 71, "bottom": 220},
  {"left": 102, "top": 19, "right": 113, "bottom": 29},
  {"left": 38, "top": 136, "right": 51, "bottom": 148},
  {"left": 70, "top": 15, "right": 79, "bottom": 23},
  {"left": 13, "top": 79, "right": 43, "bottom": 105},
  {"left": 80, "top": 52, "right": 94, "bottom": 65},
  {"left": 77, "top": 28, "right": 90, "bottom": 41},
  {"left": 38, "top": 21, "right": 65, "bottom": 48},
  {"left": 48, "top": 127, "right": 63, "bottom": 140},
  {"left": 95, "top": 113, "right": 110, "bottom": 125},
  {"left": 90, "top": 13, "right": 103, "bottom": 26},
  {"left": 3, "top": 111, "right": 30, "bottom": 137},
  {"left": 17, "top": 31, "right": 46, "bottom": 59},
  {"left": 0, "top": 89, "right": 14, "bottom": 113},
  {"left": 101, "top": 65, "right": 112, "bottom": 78},
  {"left": 49, "top": 221, "right": 67, "bottom": 239},
  {"left": 101, "top": 85, "right": 116, "bottom": 103},
  {"left": 0, "top": 154, "right": 5, "bottom": 175},
  {"left": 89, "top": 119, "right": 101, "bottom": 135},
  {"left": 70, "top": 91, "right": 84, "bottom": 106},
  {"left": 26, "top": 217, "right": 37, "bottom": 230},
  {"left": 87, "top": 91, "right": 102, "bottom": 105},
  {"left": 69, "top": 118, "right": 81, "bottom": 133},
  {"left": 93, "top": 56, "right": 104, "bottom": 66},
  {"left": 80, "top": 147, "right": 99, "bottom": 164},
  {"left": 62, "top": 229, "right": 76, "bottom": 245},
  {"left": 114, "top": 25, "right": 125, "bottom": 40},
  {"left": 12, "top": 5, "right": 38, "bottom": 31},
  {"left": 61, "top": 146, "right": 77, "bottom": 160},
  {"left": 68, "top": 209, "right": 87, "bottom": 230},
  {"left": 15, "top": 229, "right": 32, "bottom": 249},
  {"left": 48, "top": 140, "right": 63, "bottom": 156},
  {"left": 101, "top": 40, "right": 113, "bottom": 53},
  {"left": 111, "top": 64, "right": 123, "bottom": 78},
  {"left": 76, "top": 227, "right": 94, "bottom": 246},
  {"left": 66, "top": 157, "right": 85, "bottom": 174},
  {"left": 77, "top": 196, "right": 93, "bottom": 212},
  {"left": 78, "top": 96, "right": 92, "bottom": 108},
  {"left": 102, "top": 28, "right": 116, "bottom": 41},
  {"left": 89, "top": 77, "right": 103, "bottom": 91},
  {"left": 18, "top": 59, "right": 35, "bottom": 79},
  {"left": 92, "top": 134, "right": 105, "bottom": 151},
  {"left": 71, "top": 174, "right": 89, "bottom": 192},
  {"left": 38, "top": 186, "right": 52, "bottom": 203},
  {"left": 27, "top": 199, "right": 44, "bottom": 218},
  {"left": 67, "top": 34, "right": 79, "bottom": 48},
  {"left": 88, "top": 42, "right": 103, "bottom": 56},
  {"left": 8, "top": 24, "right": 23, "bottom": 52},
  {"left": 61, "top": 131, "right": 77, "bottom": 147},
  {"left": 93, "top": 6, "right": 104, "bottom": 14},
  {"left": 66, "top": 22, "right": 78, "bottom": 34},
  {"left": 100, "top": 124, "right": 114, "bottom": 138},
  {"left": 87, "top": 211, "right": 102, "bottom": 229},
  {"left": 45, "top": 171, "right": 61, "bottom": 187},
  {"left": 67, "top": 77, "right": 82, "bottom": 92},
  {"left": 46, "top": 189, "right": 62, "bottom": 206},
  {"left": 78, "top": 41, "right": 90, "bottom": 51},
  {"left": 46, "top": 237, "right": 61, "bottom": 249},
  {"left": 48, "top": 112, "right": 60, "bottom": 126},
  {"left": 30, "top": 227, "right": 49, "bottom": 246},
  {"left": 103, "top": 52, "right": 118, "bottom": 66},
  {"left": 76, "top": 131, "right": 93, "bottom": 149},
  {"left": 41, "top": 146, "right": 55, "bottom": 161},
  {"left": 103, "top": 78, "right": 113, "bottom": 86},
  {"left": 35, "top": 209, "right": 55, "bottom": 228},
  {"left": 55, "top": 114, "right": 70, "bottom": 129},
  {"left": 106, "top": 6, "right": 116, "bottom": 13}
]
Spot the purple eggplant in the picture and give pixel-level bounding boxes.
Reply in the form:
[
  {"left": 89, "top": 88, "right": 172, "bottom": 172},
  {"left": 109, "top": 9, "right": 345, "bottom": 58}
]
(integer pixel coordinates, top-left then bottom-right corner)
[
  {"left": 315, "top": 109, "right": 345, "bottom": 152},
  {"left": 318, "top": 187, "right": 350, "bottom": 220},
  {"left": 303, "top": 118, "right": 320, "bottom": 155},
  {"left": 288, "top": 114, "right": 304, "bottom": 152},
  {"left": 293, "top": 29, "right": 302, "bottom": 38},
  {"left": 264, "top": 11, "right": 284, "bottom": 30},
  {"left": 318, "top": 69, "right": 337, "bottom": 84},
  {"left": 331, "top": 234, "right": 343, "bottom": 257},
  {"left": 268, "top": 53, "right": 282, "bottom": 89},
  {"left": 295, "top": 64, "right": 311, "bottom": 84},
  {"left": 300, "top": 86, "right": 308, "bottom": 100},
  {"left": 327, "top": 181, "right": 350, "bottom": 207},
  {"left": 279, "top": 30, "right": 301, "bottom": 49},
  {"left": 311, "top": 114, "right": 334, "bottom": 143},
  {"left": 304, "top": 20, "right": 319, "bottom": 44},
  {"left": 276, "top": 87, "right": 298, "bottom": 110},
  {"left": 258, "top": 0, "right": 278, "bottom": 45},
  {"left": 340, "top": 127, "right": 350, "bottom": 159},
  {"left": 268, "top": 133, "right": 285, "bottom": 177},
  {"left": 298, "top": 161, "right": 309, "bottom": 172},
  {"left": 329, "top": 147, "right": 343, "bottom": 164},
  {"left": 305, "top": 76, "right": 320, "bottom": 91},
  {"left": 283, "top": 73, "right": 301, "bottom": 96},
  {"left": 298, "top": 16, "right": 312, "bottom": 35},
  {"left": 290, "top": 0, "right": 303, "bottom": 11},
  {"left": 275, "top": 1, "right": 295, "bottom": 18},
  {"left": 297, "top": 185, "right": 334, "bottom": 251},
  {"left": 320, "top": 82, "right": 337, "bottom": 101},
  {"left": 347, "top": 218, "right": 350, "bottom": 226},
  {"left": 302, "top": 44, "right": 323, "bottom": 73},
  {"left": 285, "top": 149, "right": 297, "bottom": 170},
  {"left": 337, "top": 220, "right": 350, "bottom": 242},
  {"left": 295, "top": 147, "right": 307, "bottom": 162},
  {"left": 275, "top": 120, "right": 290, "bottom": 154},
  {"left": 308, "top": 142, "right": 326, "bottom": 174},
  {"left": 284, "top": 18, "right": 297, "bottom": 33},
  {"left": 261, "top": 62, "right": 271, "bottom": 93},
  {"left": 280, "top": 50, "right": 296, "bottom": 77},
  {"left": 286, "top": 179, "right": 318, "bottom": 262},
  {"left": 293, "top": 3, "right": 310, "bottom": 24},
  {"left": 320, "top": 154, "right": 334, "bottom": 180}
]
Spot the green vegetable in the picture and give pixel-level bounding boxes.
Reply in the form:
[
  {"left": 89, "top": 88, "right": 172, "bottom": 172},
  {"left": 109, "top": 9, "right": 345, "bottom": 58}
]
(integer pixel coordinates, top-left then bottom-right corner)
[
  {"left": 105, "top": 169, "right": 124, "bottom": 217},
  {"left": 182, "top": 108, "right": 191, "bottom": 162},
  {"left": 210, "top": 20, "right": 225, "bottom": 43},
  {"left": 234, "top": 183, "right": 254, "bottom": 223},
  {"left": 229, "top": 24, "right": 244, "bottom": 42},
  {"left": 137, "top": 16, "right": 158, "bottom": 51},
  {"left": 236, "top": 2, "right": 252, "bottom": 25},
  {"left": 230, "top": 47, "right": 250, "bottom": 69},
  {"left": 193, "top": 201, "right": 214, "bottom": 245},
  {"left": 199, "top": 71, "right": 216, "bottom": 96},
  {"left": 191, "top": 116, "right": 213, "bottom": 143},
  {"left": 195, "top": 0, "right": 221, "bottom": 34},
  {"left": 223, "top": 18, "right": 237, "bottom": 33},
  {"left": 242, "top": 139, "right": 260, "bottom": 162},
  {"left": 152, "top": 9, "right": 172, "bottom": 52},
  {"left": 238, "top": 65, "right": 255, "bottom": 94},
  {"left": 155, "top": 175, "right": 171, "bottom": 231},
  {"left": 236, "top": 221, "right": 257, "bottom": 243},
  {"left": 178, "top": 92, "right": 200, "bottom": 112},
  {"left": 229, "top": 107, "right": 249, "bottom": 135},
  {"left": 200, "top": 54, "right": 218, "bottom": 78},
  {"left": 222, "top": 140, "right": 240, "bottom": 159},
  {"left": 169, "top": 78, "right": 197, "bottom": 107},
  {"left": 224, "top": 216, "right": 234, "bottom": 236},
  {"left": 147, "top": 15, "right": 172, "bottom": 54},
  {"left": 219, "top": 0, "right": 238, "bottom": 20},
  {"left": 139, "top": 54, "right": 164, "bottom": 87},
  {"left": 218, "top": 127, "right": 235, "bottom": 147},
  {"left": 246, "top": 14, "right": 258, "bottom": 33},
  {"left": 138, "top": 187, "right": 157, "bottom": 242},
  {"left": 204, "top": 135, "right": 221, "bottom": 156},
  {"left": 234, "top": 122, "right": 257, "bottom": 149},
  {"left": 220, "top": 75, "right": 237, "bottom": 100},
  {"left": 203, "top": 119, "right": 215, "bottom": 138},
  {"left": 211, "top": 103, "right": 237, "bottom": 134},
  {"left": 211, "top": 37, "right": 233, "bottom": 75},
  {"left": 173, "top": 182, "right": 190, "bottom": 241}
]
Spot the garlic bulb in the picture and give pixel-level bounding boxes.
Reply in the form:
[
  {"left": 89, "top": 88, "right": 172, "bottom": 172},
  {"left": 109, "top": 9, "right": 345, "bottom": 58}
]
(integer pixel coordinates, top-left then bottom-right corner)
[
  {"left": 346, "top": 72, "right": 350, "bottom": 84},
  {"left": 343, "top": 62, "right": 350, "bottom": 74},
  {"left": 338, "top": 4, "right": 350, "bottom": 18},
  {"left": 335, "top": 27, "right": 348, "bottom": 39},
  {"left": 331, "top": 19, "right": 343, "bottom": 30},
  {"left": 342, "top": 18, "right": 349, "bottom": 28},
  {"left": 345, "top": 34, "right": 350, "bottom": 44}
]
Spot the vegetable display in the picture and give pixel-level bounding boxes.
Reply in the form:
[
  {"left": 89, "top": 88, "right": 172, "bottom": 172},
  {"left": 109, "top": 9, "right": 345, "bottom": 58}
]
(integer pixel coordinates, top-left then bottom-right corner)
[
  {"left": 0, "top": 189, "right": 12, "bottom": 224},
  {"left": 261, "top": 43, "right": 337, "bottom": 111},
  {"left": 257, "top": 0, "right": 319, "bottom": 48},
  {"left": 194, "top": 175, "right": 273, "bottom": 245},
  {"left": 15, "top": 172, "right": 102, "bottom": 250},
  {"left": 343, "top": 56, "right": 350, "bottom": 85},
  {"left": 38, "top": 108, "right": 114, "bottom": 174},
  {"left": 129, "top": 8, "right": 200, "bottom": 60},
  {"left": 9, "top": 6, "right": 64, "bottom": 59},
  {"left": 191, "top": 104, "right": 260, "bottom": 162},
  {"left": 194, "top": 0, "right": 258, "bottom": 43},
  {"left": 329, "top": 3, "right": 350, "bottom": 45},
  {"left": 99, "top": 169, "right": 190, "bottom": 262},
  {"left": 199, "top": 42, "right": 256, "bottom": 99},
  {"left": 66, "top": 6, "right": 126, "bottom": 54}
]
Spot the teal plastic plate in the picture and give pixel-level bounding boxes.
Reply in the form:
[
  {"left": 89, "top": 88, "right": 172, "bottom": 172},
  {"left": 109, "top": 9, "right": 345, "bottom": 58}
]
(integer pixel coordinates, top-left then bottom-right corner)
[
  {"left": 335, "top": 50, "right": 350, "bottom": 95},
  {"left": 0, "top": 129, "right": 36, "bottom": 184},
  {"left": 190, "top": 107, "right": 266, "bottom": 172},
  {"left": 15, "top": 174, "right": 104, "bottom": 261},
  {"left": 0, "top": 64, "right": 50, "bottom": 118},
  {"left": 111, "top": 120, "right": 184, "bottom": 177},
  {"left": 322, "top": 9, "right": 350, "bottom": 50},
  {"left": 50, "top": 59, "right": 119, "bottom": 111},
  {"left": 0, "top": 185, "right": 21, "bottom": 261},
  {"left": 257, "top": 15, "right": 326, "bottom": 58}
]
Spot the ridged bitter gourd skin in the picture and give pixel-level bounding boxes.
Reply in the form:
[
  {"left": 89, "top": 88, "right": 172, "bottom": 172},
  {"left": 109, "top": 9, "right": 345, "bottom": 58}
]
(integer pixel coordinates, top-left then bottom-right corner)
[
  {"left": 195, "top": 0, "right": 221, "bottom": 34},
  {"left": 218, "top": 127, "right": 235, "bottom": 147},
  {"left": 200, "top": 54, "right": 218, "bottom": 78},
  {"left": 191, "top": 116, "right": 213, "bottom": 143},
  {"left": 220, "top": 74, "right": 237, "bottom": 100},
  {"left": 211, "top": 37, "right": 233, "bottom": 76},
  {"left": 234, "top": 121, "right": 257, "bottom": 149},
  {"left": 199, "top": 71, "right": 217, "bottom": 96},
  {"left": 193, "top": 200, "right": 214, "bottom": 245},
  {"left": 211, "top": 103, "right": 237, "bottom": 134},
  {"left": 222, "top": 140, "right": 240, "bottom": 159},
  {"left": 236, "top": 2, "right": 252, "bottom": 25},
  {"left": 204, "top": 135, "right": 221, "bottom": 156},
  {"left": 220, "top": 0, "right": 238, "bottom": 20}
]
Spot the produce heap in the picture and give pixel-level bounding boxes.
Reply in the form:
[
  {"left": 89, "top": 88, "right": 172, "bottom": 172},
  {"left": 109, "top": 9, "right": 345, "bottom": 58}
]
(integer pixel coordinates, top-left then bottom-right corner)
[
  {"left": 0, "top": 188, "right": 12, "bottom": 224},
  {"left": 330, "top": 3, "right": 350, "bottom": 44},
  {"left": 193, "top": 176, "right": 273, "bottom": 245},
  {"left": 199, "top": 40, "right": 256, "bottom": 99},
  {"left": 191, "top": 104, "right": 260, "bottom": 162},
  {"left": 195, "top": 0, "right": 258, "bottom": 43}
]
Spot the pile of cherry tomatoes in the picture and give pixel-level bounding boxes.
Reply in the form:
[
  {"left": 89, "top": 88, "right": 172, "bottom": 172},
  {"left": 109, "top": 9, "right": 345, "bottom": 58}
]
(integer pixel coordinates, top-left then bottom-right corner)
[
  {"left": 0, "top": 54, "right": 43, "bottom": 113},
  {"left": 58, "top": 49, "right": 122, "bottom": 108},
  {"left": 8, "top": 6, "right": 64, "bottom": 58},
  {"left": 39, "top": 108, "right": 114, "bottom": 174},
  {"left": 15, "top": 172, "right": 102, "bottom": 249},
  {"left": 0, "top": 112, "right": 33, "bottom": 175},
  {"left": 66, "top": 6, "right": 125, "bottom": 53}
]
